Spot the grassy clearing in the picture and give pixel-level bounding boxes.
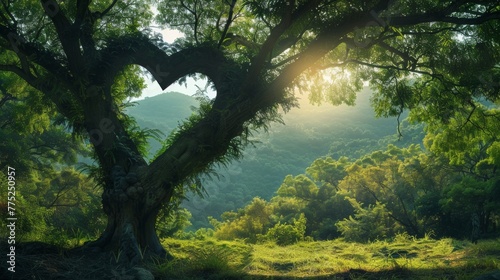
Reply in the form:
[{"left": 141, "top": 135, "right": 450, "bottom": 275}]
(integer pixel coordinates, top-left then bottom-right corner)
[
  {"left": 152, "top": 236, "right": 500, "bottom": 280},
  {"left": 5, "top": 237, "right": 499, "bottom": 279}
]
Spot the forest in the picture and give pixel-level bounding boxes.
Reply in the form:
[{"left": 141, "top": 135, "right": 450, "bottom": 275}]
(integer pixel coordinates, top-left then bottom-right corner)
[
  {"left": 2, "top": 90, "right": 500, "bottom": 279},
  {"left": 1, "top": 0, "right": 500, "bottom": 279}
]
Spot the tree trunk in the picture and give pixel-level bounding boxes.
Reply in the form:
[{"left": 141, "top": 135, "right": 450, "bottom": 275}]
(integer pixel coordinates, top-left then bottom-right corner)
[
  {"left": 98, "top": 201, "right": 167, "bottom": 263},
  {"left": 78, "top": 92, "right": 175, "bottom": 264},
  {"left": 86, "top": 164, "right": 172, "bottom": 265}
]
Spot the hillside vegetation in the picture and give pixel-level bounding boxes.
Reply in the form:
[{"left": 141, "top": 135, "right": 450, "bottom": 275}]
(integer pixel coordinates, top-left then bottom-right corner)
[{"left": 126, "top": 90, "right": 424, "bottom": 229}]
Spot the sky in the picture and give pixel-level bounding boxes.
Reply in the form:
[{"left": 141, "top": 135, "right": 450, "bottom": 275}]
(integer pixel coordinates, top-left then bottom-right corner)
[
  {"left": 140, "top": 73, "right": 216, "bottom": 100},
  {"left": 135, "top": 16, "right": 216, "bottom": 101}
]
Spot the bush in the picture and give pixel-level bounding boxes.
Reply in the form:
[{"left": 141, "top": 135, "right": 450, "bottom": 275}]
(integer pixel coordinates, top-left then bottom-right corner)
[
  {"left": 266, "top": 224, "right": 302, "bottom": 246},
  {"left": 212, "top": 198, "right": 273, "bottom": 243},
  {"left": 265, "top": 213, "right": 306, "bottom": 246},
  {"left": 336, "top": 200, "right": 400, "bottom": 243}
]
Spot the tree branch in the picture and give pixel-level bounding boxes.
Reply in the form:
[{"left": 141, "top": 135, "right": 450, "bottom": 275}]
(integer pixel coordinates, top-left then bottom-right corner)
[
  {"left": 389, "top": 10, "right": 500, "bottom": 27},
  {"left": 262, "top": 9, "right": 377, "bottom": 105},
  {"left": 99, "top": 0, "right": 119, "bottom": 18},
  {"left": 39, "top": 0, "right": 83, "bottom": 73},
  {"left": 0, "top": 64, "right": 78, "bottom": 122},
  {"left": 0, "top": 25, "right": 74, "bottom": 86},
  {"left": 96, "top": 35, "right": 227, "bottom": 91},
  {"left": 243, "top": 0, "right": 319, "bottom": 89},
  {"left": 1, "top": 0, "right": 17, "bottom": 27},
  {"left": 180, "top": 0, "right": 201, "bottom": 44},
  {"left": 0, "top": 92, "right": 16, "bottom": 108},
  {"left": 377, "top": 41, "right": 417, "bottom": 70},
  {"left": 45, "top": 186, "right": 77, "bottom": 209},
  {"left": 217, "top": 0, "right": 237, "bottom": 49},
  {"left": 74, "top": 0, "right": 91, "bottom": 27}
]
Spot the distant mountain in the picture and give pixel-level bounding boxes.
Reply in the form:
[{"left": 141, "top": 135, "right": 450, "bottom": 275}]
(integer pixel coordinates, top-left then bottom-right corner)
[
  {"left": 127, "top": 92, "right": 198, "bottom": 127},
  {"left": 126, "top": 92, "right": 199, "bottom": 160},
  {"left": 127, "top": 90, "right": 424, "bottom": 229}
]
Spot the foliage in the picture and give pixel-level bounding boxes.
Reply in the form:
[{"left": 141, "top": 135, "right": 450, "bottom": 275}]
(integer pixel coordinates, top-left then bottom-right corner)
[
  {"left": 277, "top": 174, "right": 318, "bottom": 200},
  {"left": 0, "top": 71, "right": 106, "bottom": 243},
  {"left": 336, "top": 200, "right": 401, "bottom": 243},
  {"left": 424, "top": 104, "right": 500, "bottom": 178},
  {"left": 265, "top": 213, "right": 307, "bottom": 246},
  {"left": 212, "top": 197, "right": 273, "bottom": 243},
  {"left": 0, "top": 168, "right": 105, "bottom": 244},
  {"left": 0, "top": 75, "right": 85, "bottom": 173},
  {"left": 156, "top": 207, "right": 193, "bottom": 238},
  {"left": 210, "top": 142, "right": 500, "bottom": 243}
]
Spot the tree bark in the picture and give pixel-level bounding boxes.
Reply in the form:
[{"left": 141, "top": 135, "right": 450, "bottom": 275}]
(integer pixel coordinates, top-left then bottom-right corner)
[{"left": 93, "top": 181, "right": 171, "bottom": 263}]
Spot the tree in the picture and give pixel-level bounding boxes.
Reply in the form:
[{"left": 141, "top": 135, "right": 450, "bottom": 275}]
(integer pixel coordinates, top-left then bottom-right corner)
[
  {"left": 0, "top": 69, "right": 100, "bottom": 242},
  {"left": 423, "top": 102, "right": 500, "bottom": 237},
  {"left": 0, "top": 71, "right": 83, "bottom": 174},
  {"left": 277, "top": 174, "right": 318, "bottom": 200},
  {"left": 1, "top": 0, "right": 500, "bottom": 263},
  {"left": 440, "top": 176, "right": 500, "bottom": 238}
]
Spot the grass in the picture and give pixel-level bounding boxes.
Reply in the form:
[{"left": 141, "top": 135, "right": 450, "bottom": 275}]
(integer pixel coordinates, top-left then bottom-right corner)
[
  {"left": 3, "top": 237, "right": 499, "bottom": 279},
  {"left": 150, "top": 238, "right": 251, "bottom": 279},
  {"left": 152, "top": 236, "right": 500, "bottom": 280}
]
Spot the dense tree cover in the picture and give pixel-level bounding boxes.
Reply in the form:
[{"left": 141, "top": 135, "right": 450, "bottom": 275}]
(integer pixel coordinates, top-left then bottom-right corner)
[
  {"left": 1, "top": 0, "right": 500, "bottom": 262},
  {"left": 0, "top": 71, "right": 105, "bottom": 243},
  {"left": 210, "top": 142, "right": 500, "bottom": 244}
]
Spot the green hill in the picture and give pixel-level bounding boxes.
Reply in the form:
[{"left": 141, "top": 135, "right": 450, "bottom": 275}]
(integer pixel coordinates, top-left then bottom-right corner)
[
  {"left": 125, "top": 91, "right": 200, "bottom": 164},
  {"left": 127, "top": 89, "right": 424, "bottom": 229}
]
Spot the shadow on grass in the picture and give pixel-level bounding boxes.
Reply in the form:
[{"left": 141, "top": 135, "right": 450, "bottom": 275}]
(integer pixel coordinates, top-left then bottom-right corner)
[
  {"left": 149, "top": 267, "right": 500, "bottom": 280},
  {"left": 235, "top": 268, "right": 498, "bottom": 280},
  {"left": 1, "top": 241, "right": 116, "bottom": 280}
]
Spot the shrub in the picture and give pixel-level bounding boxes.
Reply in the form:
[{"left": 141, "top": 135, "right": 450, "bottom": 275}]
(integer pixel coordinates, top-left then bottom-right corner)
[
  {"left": 336, "top": 200, "right": 400, "bottom": 242},
  {"left": 266, "top": 213, "right": 306, "bottom": 246}
]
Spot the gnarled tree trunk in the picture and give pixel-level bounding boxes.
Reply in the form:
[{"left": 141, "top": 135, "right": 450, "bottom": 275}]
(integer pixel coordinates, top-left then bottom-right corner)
[{"left": 93, "top": 172, "right": 171, "bottom": 263}]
